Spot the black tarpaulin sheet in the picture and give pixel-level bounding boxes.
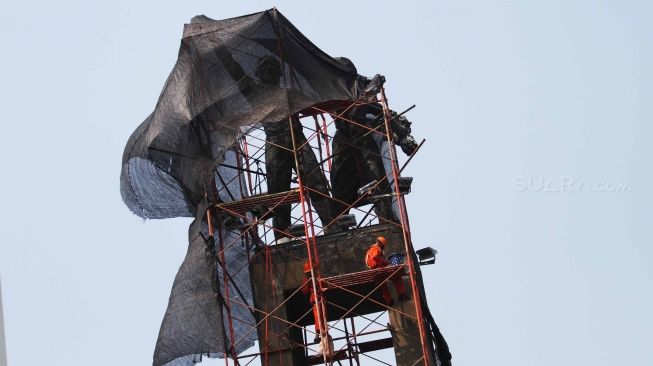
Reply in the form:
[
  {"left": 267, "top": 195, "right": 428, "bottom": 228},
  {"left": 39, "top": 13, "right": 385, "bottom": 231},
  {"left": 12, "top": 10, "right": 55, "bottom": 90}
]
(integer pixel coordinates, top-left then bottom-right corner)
[{"left": 120, "top": 9, "right": 361, "bottom": 219}]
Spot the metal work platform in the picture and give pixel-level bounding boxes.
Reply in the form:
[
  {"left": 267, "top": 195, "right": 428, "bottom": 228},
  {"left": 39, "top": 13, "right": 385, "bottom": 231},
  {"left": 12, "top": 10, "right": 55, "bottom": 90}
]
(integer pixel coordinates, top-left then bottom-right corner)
[{"left": 213, "top": 189, "right": 302, "bottom": 217}]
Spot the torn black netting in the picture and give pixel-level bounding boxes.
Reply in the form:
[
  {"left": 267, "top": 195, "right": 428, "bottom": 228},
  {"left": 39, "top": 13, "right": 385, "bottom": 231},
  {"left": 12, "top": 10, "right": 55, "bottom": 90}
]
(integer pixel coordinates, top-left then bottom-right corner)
[
  {"left": 120, "top": 9, "right": 362, "bottom": 219},
  {"left": 120, "top": 9, "right": 366, "bottom": 366}
]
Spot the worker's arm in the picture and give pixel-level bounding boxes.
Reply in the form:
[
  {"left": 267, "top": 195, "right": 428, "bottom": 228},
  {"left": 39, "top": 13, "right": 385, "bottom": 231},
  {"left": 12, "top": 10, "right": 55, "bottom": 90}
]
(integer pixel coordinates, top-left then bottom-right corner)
[
  {"left": 377, "top": 256, "right": 389, "bottom": 267},
  {"left": 367, "top": 246, "right": 389, "bottom": 268},
  {"left": 300, "top": 278, "right": 311, "bottom": 295},
  {"left": 374, "top": 246, "right": 390, "bottom": 267}
]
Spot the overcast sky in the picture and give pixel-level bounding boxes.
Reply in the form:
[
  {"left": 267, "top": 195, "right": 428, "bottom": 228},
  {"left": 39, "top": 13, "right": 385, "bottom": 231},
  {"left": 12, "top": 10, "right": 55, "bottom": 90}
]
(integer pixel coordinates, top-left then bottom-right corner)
[{"left": 0, "top": 1, "right": 651, "bottom": 365}]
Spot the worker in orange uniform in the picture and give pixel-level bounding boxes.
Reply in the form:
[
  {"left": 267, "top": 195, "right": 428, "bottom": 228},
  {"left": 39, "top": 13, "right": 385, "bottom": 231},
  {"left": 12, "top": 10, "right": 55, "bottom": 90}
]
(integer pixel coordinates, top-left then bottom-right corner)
[
  {"left": 301, "top": 261, "right": 327, "bottom": 343},
  {"left": 365, "top": 236, "right": 409, "bottom": 306}
]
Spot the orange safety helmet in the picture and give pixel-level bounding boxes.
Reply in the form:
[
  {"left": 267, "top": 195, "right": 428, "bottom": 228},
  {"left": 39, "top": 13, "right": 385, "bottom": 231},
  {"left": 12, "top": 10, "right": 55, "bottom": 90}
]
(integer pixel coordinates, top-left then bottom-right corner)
[{"left": 376, "top": 236, "right": 387, "bottom": 247}]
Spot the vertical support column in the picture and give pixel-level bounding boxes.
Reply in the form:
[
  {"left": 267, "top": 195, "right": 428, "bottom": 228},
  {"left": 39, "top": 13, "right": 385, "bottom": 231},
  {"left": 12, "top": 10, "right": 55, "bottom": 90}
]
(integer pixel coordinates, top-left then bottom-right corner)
[
  {"left": 388, "top": 279, "right": 426, "bottom": 365},
  {"left": 241, "top": 136, "right": 255, "bottom": 196},
  {"left": 343, "top": 318, "right": 354, "bottom": 366},
  {"left": 288, "top": 116, "right": 330, "bottom": 365},
  {"left": 263, "top": 235, "right": 271, "bottom": 365},
  {"left": 251, "top": 253, "right": 294, "bottom": 366},
  {"left": 0, "top": 278, "right": 7, "bottom": 366},
  {"left": 205, "top": 206, "right": 230, "bottom": 363},
  {"left": 378, "top": 88, "right": 433, "bottom": 366},
  {"left": 313, "top": 116, "right": 327, "bottom": 179},
  {"left": 320, "top": 114, "right": 332, "bottom": 172},
  {"left": 349, "top": 317, "right": 360, "bottom": 366},
  {"left": 216, "top": 221, "right": 237, "bottom": 364}
]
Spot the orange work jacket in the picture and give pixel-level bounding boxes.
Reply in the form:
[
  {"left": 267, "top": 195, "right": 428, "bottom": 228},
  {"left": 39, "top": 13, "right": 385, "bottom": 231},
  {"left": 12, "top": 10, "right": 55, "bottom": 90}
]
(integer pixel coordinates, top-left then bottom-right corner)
[
  {"left": 301, "top": 277, "right": 318, "bottom": 303},
  {"left": 365, "top": 243, "right": 389, "bottom": 269}
]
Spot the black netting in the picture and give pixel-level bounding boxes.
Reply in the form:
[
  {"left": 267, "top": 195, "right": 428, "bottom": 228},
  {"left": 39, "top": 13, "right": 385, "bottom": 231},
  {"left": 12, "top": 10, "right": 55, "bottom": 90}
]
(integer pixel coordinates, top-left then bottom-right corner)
[
  {"left": 153, "top": 152, "right": 257, "bottom": 366},
  {"left": 153, "top": 204, "right": 225, "bottom": 366},
  {"left": 120, "top": 10, "right": 362, "bottom": 219}
]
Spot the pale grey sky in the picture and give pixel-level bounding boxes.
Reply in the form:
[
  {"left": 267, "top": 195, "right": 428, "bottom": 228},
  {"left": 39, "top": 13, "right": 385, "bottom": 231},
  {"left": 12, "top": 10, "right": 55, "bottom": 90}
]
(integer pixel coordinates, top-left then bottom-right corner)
[{"left": 0, "top": 1, "right": 651, "bottom": 365}]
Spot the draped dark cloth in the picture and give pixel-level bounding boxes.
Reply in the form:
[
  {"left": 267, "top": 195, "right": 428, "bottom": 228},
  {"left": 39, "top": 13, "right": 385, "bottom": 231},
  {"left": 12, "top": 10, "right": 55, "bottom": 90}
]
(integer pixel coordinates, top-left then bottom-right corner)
[{"left": 120, "top": 9, "right": 361, "bottom": 219}]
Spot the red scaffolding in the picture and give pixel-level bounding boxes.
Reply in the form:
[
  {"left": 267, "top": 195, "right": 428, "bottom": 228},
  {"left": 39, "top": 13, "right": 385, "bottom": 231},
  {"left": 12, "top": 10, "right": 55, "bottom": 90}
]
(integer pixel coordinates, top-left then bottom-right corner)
[{"left": 204, "top": 89, "right": 437, "bottom": 366}]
